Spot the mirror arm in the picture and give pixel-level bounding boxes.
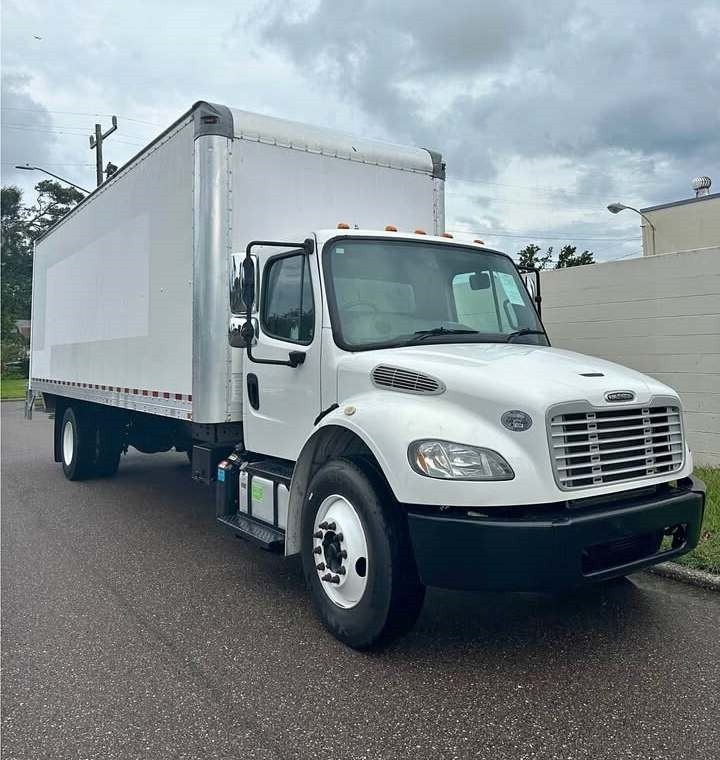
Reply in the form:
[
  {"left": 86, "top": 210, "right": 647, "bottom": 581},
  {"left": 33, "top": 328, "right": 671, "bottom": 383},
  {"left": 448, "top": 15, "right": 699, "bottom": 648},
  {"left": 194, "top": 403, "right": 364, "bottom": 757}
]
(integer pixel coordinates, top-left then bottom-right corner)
[
  {"left": 246, "top": 342, "right": 305, "bottom": 368},
  {"left": 239, "top": 237, "right": 314, "bottom": 368}
]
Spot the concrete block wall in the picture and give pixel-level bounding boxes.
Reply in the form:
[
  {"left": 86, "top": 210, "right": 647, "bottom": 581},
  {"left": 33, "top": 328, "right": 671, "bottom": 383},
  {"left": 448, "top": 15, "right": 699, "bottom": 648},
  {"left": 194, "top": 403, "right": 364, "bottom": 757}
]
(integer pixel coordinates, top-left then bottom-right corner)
[{"left": 541, "top": 248, "right": 720, "bottom": 466}]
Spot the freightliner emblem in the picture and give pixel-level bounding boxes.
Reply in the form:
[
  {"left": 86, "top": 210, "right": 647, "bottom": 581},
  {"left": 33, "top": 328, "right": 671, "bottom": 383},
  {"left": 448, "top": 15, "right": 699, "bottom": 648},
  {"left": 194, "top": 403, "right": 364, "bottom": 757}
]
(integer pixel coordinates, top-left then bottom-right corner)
[{"left": 605, "top": 391, "right": 635, "bottom": 402}]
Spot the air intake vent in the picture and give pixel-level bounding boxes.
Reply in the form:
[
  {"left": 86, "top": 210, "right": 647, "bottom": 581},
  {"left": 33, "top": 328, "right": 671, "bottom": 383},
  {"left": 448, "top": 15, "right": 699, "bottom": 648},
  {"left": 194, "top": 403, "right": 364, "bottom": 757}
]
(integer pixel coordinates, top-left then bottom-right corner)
[{"left": 371, "top": 365, "right": 445, "bottom": 395}]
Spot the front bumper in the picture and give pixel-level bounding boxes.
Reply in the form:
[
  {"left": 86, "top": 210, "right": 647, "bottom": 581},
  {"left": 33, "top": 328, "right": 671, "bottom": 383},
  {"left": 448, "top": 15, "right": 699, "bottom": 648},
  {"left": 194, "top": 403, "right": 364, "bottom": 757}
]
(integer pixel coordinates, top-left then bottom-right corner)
[{"left": 406, "top": 476, "right": 706, "bottom": 592}]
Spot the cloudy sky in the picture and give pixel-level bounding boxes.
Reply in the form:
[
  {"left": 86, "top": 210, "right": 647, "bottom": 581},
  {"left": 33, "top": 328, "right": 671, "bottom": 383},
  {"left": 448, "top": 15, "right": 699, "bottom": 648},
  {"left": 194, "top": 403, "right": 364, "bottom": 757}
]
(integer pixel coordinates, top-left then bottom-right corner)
[{"left": 2, "top": 0, "right": 718, "bottom": 260}]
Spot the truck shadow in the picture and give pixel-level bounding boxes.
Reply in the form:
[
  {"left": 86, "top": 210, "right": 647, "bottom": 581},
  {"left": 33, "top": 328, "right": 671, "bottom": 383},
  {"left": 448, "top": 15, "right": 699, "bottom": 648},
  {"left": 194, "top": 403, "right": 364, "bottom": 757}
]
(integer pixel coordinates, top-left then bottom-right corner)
[{"left": 115, "top": 451, "right": 663, "bottom": 661}]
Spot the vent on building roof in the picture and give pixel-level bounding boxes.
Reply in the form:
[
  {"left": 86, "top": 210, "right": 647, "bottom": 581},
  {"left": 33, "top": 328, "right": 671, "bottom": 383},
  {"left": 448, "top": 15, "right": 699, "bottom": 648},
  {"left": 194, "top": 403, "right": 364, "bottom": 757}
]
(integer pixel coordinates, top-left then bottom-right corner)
[
  {"left": 691, "top": 176, "right": 712, "bottom": 197},
  {"left": 371, "top": 365, "right": 445, "bottom": 395}
]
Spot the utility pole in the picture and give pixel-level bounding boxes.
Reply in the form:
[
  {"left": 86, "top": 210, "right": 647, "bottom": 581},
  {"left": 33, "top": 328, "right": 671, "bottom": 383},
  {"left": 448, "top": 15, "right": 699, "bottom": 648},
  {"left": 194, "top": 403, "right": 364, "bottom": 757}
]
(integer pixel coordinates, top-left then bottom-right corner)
[{"left": 89, "top": 116, "right": 118, "bottom": 187}]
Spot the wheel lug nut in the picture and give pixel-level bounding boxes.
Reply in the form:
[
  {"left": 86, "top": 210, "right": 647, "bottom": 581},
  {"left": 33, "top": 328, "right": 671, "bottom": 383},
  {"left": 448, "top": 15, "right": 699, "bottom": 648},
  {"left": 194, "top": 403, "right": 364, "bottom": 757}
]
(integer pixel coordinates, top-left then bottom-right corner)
[
  {"left": 327, "top": 521, "right": 336, "bottom": 531},
  {"left": 316, "top": 562, "right": 325, "bottom": 571},
  {"left": 321, "top": 573, "right": 333, "bottom": 582},
  {"left": 336, "top": 533, "right": 344, "bottom": 542},
  {"left": 331, "top": 575, "right": 340, "bottom": 584},
  {"left": 337, "top": 566, "right": 346, "bottom": 575},
  {"left": 340, "top": 550, "right": 347, "bottom": 559},
  {"left": 319, "top": 521, "right": 329, "bottom": 529},
  {"left": 313, "top": 531, "right": 323, "bottom": 539},
  {"left": 313, "top": 546, "right": 322, "bottom": 555}
]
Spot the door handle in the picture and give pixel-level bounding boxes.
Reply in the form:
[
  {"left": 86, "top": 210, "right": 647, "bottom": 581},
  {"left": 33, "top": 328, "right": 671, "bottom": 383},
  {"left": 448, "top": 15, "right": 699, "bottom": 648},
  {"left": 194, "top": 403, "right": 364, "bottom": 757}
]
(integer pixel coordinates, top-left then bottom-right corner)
[{"left": 247, "top": 373, "right": 260, "bottom": 410}]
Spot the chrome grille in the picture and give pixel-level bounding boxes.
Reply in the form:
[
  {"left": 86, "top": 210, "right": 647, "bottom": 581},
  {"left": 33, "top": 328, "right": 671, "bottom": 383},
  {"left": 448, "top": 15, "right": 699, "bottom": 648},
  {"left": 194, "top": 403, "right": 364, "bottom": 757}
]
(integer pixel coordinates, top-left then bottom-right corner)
[
  {"left": 371, "top": 365, "right": 445, "bottom": 395},
  {"left": 550, "top": 404, "right": 684, "bottom": 490}
]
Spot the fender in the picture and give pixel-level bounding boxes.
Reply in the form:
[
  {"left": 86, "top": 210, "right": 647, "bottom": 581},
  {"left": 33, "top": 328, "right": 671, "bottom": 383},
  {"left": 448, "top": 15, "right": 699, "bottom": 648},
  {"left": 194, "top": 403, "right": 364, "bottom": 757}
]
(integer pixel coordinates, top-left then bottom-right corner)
[
  {"left": 284, "top": 407, "right": 396, "bottom": 556},
  {"left": 283, "top": 391, "right": 553, "bottom": 555}
]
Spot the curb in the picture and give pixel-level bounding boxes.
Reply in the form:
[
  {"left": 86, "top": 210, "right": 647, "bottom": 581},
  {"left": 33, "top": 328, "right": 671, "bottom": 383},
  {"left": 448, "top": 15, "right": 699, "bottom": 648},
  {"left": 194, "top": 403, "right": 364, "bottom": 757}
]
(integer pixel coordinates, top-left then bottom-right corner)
[{"left": 648, "top": 561, "right": 720, "bottom": 591}]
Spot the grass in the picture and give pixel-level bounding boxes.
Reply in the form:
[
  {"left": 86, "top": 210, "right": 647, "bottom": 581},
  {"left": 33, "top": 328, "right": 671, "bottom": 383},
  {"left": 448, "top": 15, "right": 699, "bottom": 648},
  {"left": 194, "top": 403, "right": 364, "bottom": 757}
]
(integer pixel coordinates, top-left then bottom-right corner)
[
  {"left": 1, "top": 377, "right": 27, "bottom": 400},
  {"left": 677, "top": 467, "right": 720, "bottom": 575}
]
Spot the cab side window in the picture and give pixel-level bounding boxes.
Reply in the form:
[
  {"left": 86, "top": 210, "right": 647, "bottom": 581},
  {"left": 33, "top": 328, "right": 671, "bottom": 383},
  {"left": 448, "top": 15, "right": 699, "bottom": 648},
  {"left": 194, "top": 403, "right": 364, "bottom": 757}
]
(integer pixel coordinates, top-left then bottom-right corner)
[{"left": 261, "top": 253, "right": 315, "bottom": 344}]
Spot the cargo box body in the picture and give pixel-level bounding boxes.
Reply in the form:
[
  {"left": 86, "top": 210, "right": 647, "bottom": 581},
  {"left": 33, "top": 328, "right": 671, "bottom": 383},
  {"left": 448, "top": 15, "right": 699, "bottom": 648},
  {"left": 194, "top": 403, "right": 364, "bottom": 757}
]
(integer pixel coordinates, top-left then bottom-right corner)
[{"left": 30, "top": 101, "right": 444, "bottom": 424}]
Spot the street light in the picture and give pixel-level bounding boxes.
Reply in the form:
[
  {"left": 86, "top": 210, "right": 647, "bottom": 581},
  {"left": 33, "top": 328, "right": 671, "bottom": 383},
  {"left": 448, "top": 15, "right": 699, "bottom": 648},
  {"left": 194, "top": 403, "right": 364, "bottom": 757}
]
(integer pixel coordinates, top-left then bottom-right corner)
[
  {"left": 15, "top": 165, "right": 90, "bottom": 194},
  {"left": 607, "top": 202, "right": 656, "bottom": 255}
]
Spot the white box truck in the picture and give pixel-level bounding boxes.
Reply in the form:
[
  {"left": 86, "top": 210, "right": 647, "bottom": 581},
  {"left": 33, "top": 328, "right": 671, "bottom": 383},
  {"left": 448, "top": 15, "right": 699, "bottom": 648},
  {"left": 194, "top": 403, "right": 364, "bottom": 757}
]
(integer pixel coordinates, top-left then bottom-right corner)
[{"left": 28, "top": 101, "right": 705, "bottom": 648}]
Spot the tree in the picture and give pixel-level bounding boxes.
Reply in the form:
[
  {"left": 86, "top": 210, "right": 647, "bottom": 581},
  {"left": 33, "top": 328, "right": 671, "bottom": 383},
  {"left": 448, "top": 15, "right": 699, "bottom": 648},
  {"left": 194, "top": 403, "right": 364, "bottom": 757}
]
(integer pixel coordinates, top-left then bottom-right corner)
[
  {"left": 516, "top": 243, "right": 553, "bottom": 270},
  {"left": 1, "top": 181, "right": 83, "bottom": 320},
  {"left": 1, "top": 181, "right": 83, "bottom": 372},
  {"left": 555, "top": 245, "right": 594, "bottom": 268},
  {"left": 516, "top": 243, "right": 595, "bottom": 270}
]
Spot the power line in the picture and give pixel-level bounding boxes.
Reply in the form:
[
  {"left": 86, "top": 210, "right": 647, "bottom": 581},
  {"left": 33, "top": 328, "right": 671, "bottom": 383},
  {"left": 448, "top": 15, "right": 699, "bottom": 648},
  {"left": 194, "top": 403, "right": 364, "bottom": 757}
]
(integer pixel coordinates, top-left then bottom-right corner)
[
  {"left": 448, "top": 227, "right": 640, "bottom": 242},
  {"left": 2, "top": 162, "right": 94, "bottom": 167},
  {"left": 1, "top": 121, "right": 152, "bottom": 140},
  {"left": 1, "top": 107, "right": 163, "bottom": 127},
  {"left": 450, "top": 176, "right": 623, "bottom": 201},
  {"left": 0, "top": 123, "right": 145, "bottom": 146},
  {"left": 446, "top": 190, "right": 606, "bottom": 212}
]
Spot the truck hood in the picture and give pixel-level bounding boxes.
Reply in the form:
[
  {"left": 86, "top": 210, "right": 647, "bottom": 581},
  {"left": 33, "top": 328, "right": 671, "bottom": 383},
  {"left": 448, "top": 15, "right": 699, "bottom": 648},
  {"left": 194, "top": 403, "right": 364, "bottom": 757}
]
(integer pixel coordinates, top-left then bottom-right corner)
[{"left": 336, "top": 343, "right": 676, "bottom": 410}]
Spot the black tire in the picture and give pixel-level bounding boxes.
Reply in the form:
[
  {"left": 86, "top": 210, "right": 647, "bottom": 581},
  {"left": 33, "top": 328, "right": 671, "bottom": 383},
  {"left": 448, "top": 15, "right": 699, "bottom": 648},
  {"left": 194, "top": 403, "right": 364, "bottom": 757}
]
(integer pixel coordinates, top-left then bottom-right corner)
[
  {"left": 95, "top": 416, "right": 123, "bottom": 477},
  {"left": 60, "top": 406, "right": 97, "bottom": 481},
  {"left": 301, "top": 458, "right": 425, "bottom": 649}
]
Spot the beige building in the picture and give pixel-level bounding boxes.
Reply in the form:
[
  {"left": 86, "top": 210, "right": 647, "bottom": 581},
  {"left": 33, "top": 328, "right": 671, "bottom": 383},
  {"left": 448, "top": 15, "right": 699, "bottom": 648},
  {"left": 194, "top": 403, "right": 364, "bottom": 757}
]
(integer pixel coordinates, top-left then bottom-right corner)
[
  {"left": 541, "top": 248, "right": 720, "bottom": 466},
  {"left": 641, "top": 188, "right": 720, "bottom": 256}
]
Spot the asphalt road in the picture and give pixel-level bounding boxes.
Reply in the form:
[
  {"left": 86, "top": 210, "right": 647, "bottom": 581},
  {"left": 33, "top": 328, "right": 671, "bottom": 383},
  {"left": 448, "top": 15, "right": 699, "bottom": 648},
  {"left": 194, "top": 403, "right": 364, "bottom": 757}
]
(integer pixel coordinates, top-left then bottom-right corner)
[{"left": 2, "top": 401, "right": 719, "bottom": 760}]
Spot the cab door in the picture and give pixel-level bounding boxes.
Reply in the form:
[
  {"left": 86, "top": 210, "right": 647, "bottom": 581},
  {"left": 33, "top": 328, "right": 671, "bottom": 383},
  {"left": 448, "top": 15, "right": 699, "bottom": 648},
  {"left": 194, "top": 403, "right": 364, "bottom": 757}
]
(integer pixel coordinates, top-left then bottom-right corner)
[{"left": 241, "top": 244, "right": 322, "bottom": 460}]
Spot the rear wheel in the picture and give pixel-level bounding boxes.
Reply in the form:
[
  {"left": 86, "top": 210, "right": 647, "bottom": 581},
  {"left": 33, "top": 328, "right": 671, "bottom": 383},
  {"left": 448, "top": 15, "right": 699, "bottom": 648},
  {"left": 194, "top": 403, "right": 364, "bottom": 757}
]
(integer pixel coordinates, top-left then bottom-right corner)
[
  {"left": 60, "top": 406, "right": 97, "bottom": 481},
  {"left": 301, "top": 458, "right": 425, "bottom": 649}
]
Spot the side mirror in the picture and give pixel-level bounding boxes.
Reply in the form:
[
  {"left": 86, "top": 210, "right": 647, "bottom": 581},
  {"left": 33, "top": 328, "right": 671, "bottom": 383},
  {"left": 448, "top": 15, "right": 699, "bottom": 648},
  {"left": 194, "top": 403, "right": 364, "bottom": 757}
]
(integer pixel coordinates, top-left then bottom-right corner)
[
  {"left": 469, "top": 272, "right": 490, "bottom": 290},
  {"left": 241, "top": 256, "right": 255, "bottom": 312},
  {"left": 229, "top": 319, "right": 257, "bottom": 348}
]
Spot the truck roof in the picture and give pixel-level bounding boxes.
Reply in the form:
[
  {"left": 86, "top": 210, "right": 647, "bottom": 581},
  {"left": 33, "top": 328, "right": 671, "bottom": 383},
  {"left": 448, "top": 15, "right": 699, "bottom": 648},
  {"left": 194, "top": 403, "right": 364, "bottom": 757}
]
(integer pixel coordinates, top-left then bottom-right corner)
[{"left": 225, "top": 106, "right": 440, "bottom": 178}]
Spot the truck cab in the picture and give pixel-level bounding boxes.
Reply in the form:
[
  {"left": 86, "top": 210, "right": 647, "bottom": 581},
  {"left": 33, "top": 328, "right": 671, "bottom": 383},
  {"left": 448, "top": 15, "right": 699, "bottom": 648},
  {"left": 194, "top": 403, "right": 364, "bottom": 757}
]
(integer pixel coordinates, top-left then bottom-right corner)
[{"left": 220, "top": 226, "right": 705, "bottom": 648}]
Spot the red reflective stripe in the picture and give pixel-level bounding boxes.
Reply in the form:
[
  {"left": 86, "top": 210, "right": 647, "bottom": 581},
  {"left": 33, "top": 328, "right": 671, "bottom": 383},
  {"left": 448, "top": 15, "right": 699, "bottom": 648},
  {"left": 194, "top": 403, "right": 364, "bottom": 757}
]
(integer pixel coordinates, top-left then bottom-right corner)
[{"left": 37, "top": 380, "right": 189, "bottom": 401}]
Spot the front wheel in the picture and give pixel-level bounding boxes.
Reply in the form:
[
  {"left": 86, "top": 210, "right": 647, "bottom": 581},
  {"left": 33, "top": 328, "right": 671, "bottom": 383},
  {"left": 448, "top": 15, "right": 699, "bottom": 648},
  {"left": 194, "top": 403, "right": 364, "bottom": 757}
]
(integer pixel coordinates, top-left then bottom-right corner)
[{"left": 301, "top": 458, "right": 425, "bottom": 649}]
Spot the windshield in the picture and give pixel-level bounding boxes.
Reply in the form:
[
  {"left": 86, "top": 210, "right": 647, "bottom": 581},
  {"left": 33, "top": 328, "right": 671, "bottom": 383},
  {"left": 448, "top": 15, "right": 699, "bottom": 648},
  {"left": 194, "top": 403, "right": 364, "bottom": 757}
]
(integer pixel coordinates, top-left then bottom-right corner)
[{"left": 323, "top": 238, "right": 548, "bottom": 350}]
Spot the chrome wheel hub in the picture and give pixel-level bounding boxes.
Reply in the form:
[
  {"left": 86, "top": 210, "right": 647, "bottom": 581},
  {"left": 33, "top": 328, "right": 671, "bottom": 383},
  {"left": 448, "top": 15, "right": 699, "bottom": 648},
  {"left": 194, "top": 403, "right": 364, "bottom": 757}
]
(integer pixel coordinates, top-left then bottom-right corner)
[
  {"left": 313, "top": 494, "right": 368, "bottom": 609},
  {"left": 62, "top": 419, "right": 74, "bottom": 466}
]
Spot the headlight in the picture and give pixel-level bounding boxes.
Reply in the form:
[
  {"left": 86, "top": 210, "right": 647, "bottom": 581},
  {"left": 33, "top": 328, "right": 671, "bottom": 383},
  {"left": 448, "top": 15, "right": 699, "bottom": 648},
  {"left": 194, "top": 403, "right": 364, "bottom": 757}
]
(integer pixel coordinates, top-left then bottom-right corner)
[{"left": 408, "top": 440, "right": 514, "bottom": 481}]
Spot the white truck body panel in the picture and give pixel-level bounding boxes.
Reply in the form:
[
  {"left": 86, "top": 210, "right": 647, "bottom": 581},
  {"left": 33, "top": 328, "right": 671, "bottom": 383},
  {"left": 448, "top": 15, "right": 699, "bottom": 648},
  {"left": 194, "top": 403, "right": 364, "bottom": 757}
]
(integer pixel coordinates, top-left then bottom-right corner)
[
  {"left": 31, "top": 115, "right": 195, "bottom": 419},
  {"left": 30, "top": 103, "right": 442, "bottom": 424}
]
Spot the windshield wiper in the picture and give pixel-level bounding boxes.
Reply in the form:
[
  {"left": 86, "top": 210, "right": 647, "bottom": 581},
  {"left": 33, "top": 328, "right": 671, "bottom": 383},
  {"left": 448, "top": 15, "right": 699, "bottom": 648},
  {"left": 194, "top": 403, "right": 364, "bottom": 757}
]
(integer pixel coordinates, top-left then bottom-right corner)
[
  {"left": 407, "top": 327, "right": 479, "bottom": 343},
  {"left": 504, "top": 328, "right": 546, "bottom": 343}
]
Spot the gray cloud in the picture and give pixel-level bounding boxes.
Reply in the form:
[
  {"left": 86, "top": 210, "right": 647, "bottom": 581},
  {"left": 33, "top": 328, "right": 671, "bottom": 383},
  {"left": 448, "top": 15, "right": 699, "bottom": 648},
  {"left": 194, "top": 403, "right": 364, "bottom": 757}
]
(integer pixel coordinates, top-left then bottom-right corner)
[
  {"left": 2, "top": 0, "right": 717, "bottom": 260},
  {"left": 1, "top": 73, "right": 57, "bottom": 192},
  {"left": 261, "top": 0, "right": 720, "bottom": 207}
]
